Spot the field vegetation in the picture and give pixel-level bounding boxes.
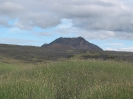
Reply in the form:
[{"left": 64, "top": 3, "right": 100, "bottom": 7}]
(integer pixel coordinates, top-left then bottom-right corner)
[
  {"left": 1, "top": 58, "right": 133, "bottom": 99},
  {"left": 1, "top": 44, "right": 133, "bottom": 98}
]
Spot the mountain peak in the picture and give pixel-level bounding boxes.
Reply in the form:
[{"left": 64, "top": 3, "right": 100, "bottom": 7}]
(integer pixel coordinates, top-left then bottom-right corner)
[
  {"left": 41, "top": 37, "right": 103, "bottom": 51},
  {"left": 77, "top": 36, "right": 84, "bottom": 39}
]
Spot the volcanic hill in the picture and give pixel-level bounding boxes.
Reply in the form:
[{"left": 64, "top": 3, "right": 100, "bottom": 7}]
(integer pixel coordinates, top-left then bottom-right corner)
[{"left": 41, "top": 37, "right": 103, "bottom": 51}]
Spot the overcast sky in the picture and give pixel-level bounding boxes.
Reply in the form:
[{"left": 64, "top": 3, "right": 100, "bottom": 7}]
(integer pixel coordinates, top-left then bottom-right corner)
[{"left": 0, "top": 0, "right": 133, "bottom": 52}]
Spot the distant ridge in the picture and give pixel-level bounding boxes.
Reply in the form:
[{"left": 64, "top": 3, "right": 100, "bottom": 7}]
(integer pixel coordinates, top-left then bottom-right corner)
[{"left": 41, "top": 37, "right": 103, "bottom": 51}]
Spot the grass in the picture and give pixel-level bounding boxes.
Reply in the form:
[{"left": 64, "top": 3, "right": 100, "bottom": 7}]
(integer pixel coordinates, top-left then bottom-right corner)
[{"left": 0, "top": 59, "right": 133, "bottom": 99}]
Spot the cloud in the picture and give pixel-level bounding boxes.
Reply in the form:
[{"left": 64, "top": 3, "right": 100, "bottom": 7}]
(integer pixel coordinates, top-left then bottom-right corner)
[
  {"left": 103, "top": 42, "right": 125, "bottom": 46},
  {"left": 116, "top": 32, "right": 133, "bottom": 40},
  {"left": 0, "top": 2, "right": 26, "bottom": 18},
  {"left": 104, "top": 40, "right": 133, "bottom": 52},
  {"left": 0, "top": 38, "right": 40, "bottom": 46},
  {"left": 121, "top": 47, "right": 133, "bottom": 52},
  {"left": 76, "top": 30, "right": 116, "bottom": 40},
  {"left": 81, "top": 31, "right": 133, "bottom": 40},
  {"left": 0, "top": 1, "right": 61, "bottom": 30},
  {"left": 55, "top": 18, "right": 133, "bottom": 40},
  {"left": 41, "top": 0, "right": 133, "bottom": 32},
  {"left": 36, "top": 32, "right": 53, "bottom": 37},
  {"left": 1, "top": 38, "right": 33, "bottom": 43},
  {"left": 0, "top": 19, "right": 11, "bottom": 27},
  {"left": 0, "top": 0, "right": 133, "bottom": 40},
  {"left": 15, "top": 13, "right": 60, "bottom": 30},
  {"left": 105, "top": 47, "right": 133, "bottom": 52}
]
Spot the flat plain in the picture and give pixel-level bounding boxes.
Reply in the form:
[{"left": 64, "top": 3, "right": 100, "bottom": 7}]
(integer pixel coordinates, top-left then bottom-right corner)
[{"left": 0, "top": 44, "right": 133, "bottom": 99}]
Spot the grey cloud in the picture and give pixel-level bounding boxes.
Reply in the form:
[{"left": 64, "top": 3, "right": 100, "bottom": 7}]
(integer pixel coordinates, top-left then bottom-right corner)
[
  {"left": 37, "top": 0, "right": 133, "bottom": 32},
  {"left": 85, "top": 31, "right": 133, "bottom": 40},
  {"left": 103, "top": 43, "right": 125, "bottom": 46},
  {"left": 0, "top": 19, "right": 11, "bottom": 27},
  {"left": 76, "top": 30, "right": 115, "bottom": 40},
  {"left": 106, "top": 46, "right": 133, "bottom": 52},
  {"left": 116, "top": 32, "right": 133, "bottom": 40},
  {"left": 0, "top": 37, "right": 40, "bottom": 46},
  {"left": 0, "top": 0, "right": 133, "bottom": 33},
  {"left": 0, "top": 1, "right": 60, "bottom": 29},
  {"left": 0, "top": 2, "right": 26, "bottom": 18},
  {"left": 36, "top": 32, "right": 53, "bottom": 37},
  {"left": 1, "top": 38, "right": 34, "bottom": 43},
  {"left": 120, "top": 47, "right": 133, "bottom": 52},
  {"left": 79, "top": 30, "right": 133, "bottom": 40},
  {"left": 16, "top": 13, "right": 60, "bottom": 30},
  {"left": 55, "top": 22, "right": 133, "bottom": 40},
  {"left": 69, "top": 5, "right": 132, "bottom": 32}
]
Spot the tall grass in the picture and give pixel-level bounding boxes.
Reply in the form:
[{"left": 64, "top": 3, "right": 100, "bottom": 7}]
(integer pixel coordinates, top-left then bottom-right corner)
[{"left": 0, "top": 59, "right": 133, "bottom": 99}]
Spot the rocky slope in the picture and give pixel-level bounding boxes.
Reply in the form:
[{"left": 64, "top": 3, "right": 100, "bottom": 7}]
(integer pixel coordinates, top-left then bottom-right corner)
[{"left": 41, "top": 37, "right": 103, "bottom": 51}]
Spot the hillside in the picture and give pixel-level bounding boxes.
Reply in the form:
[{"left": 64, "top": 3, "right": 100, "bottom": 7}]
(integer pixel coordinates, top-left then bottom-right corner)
[
  {"left": 0, "top": 42, "right": 133, "bottom": 63},
  {"left": 41, "top": 37, "right": 103, "bottom": 51}
]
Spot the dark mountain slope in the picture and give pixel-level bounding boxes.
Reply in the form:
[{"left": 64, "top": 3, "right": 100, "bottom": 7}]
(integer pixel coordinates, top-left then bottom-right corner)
[
  {"left": 0, "top": 43, "right": 133, "bottom": 62},
  {"left": 45, "top": 43, "right": 75, "bottom": 50},
  {"left": 41, "top": 37, "right": 103, "bottom": 51}
]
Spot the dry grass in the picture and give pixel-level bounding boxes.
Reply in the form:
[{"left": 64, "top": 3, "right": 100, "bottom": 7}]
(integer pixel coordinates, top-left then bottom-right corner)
[{"left": 0, "top": 59, "right": 133, "bottom": 99}]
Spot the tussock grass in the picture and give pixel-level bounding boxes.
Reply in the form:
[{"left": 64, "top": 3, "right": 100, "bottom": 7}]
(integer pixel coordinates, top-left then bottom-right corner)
[{"left": 0, "top": 59, "right": 133, "bottom": 99}]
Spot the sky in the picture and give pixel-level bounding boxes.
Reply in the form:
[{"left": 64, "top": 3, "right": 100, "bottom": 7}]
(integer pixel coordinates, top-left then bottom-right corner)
[{"left": 0, "top": 0, "right": 133, "bottom": 52}]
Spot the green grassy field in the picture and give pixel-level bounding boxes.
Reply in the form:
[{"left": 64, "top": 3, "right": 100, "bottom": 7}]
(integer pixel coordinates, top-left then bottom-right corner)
[{"left": 0, "top": 59, "right": 133, "bottom": 99}]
